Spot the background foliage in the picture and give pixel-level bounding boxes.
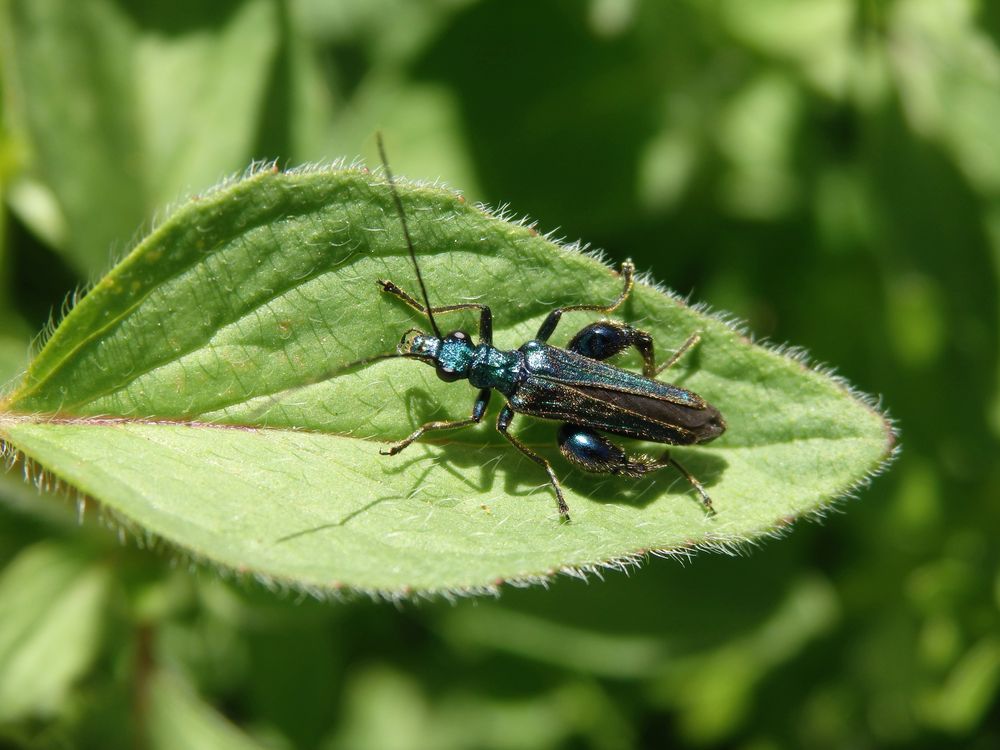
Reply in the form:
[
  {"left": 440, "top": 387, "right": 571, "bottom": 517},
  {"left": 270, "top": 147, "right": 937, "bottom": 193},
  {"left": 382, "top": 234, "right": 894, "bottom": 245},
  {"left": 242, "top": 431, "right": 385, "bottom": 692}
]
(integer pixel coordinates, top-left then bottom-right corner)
[{"left": 0, "top": 0, "right": 997, "bottom": 747}]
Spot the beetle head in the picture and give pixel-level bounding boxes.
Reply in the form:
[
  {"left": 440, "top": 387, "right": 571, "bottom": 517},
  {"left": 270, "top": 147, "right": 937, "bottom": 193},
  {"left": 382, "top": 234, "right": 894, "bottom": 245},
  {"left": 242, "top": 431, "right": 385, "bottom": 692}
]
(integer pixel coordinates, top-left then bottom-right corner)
[{"left": 399, "top": 329, "right": 474, "bottom": 382}]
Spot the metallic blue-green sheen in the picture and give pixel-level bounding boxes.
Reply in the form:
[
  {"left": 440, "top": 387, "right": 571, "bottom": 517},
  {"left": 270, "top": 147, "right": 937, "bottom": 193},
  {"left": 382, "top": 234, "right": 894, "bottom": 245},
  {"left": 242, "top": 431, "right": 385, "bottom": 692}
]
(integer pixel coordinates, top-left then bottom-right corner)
[
  {"left": 518, "top": 340, "right": 704, "bottom": 408},
  {"left": 400, "top": 333, "right": 723, "bottom": 447},
  {"left": 468, "top": 346, "right": 523, "bottom": 395},
  {"left": 438, "top": 338, "right": 475, "bottom": 375}
]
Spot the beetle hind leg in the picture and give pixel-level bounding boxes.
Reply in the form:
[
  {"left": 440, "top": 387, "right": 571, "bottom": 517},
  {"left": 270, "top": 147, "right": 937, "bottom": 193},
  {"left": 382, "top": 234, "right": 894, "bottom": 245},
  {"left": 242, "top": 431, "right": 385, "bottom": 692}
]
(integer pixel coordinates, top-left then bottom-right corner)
[
  {"left": 656, "top": 331, "right": 702, "bottom": 375},
  {"left": 535, "top": 261, "right": 635, "bottom": 342},
  {"left": 558, "top": 424, "right": 715, "bottom": 514},
  {"left": 497, "top": 406, "right": 571, "bottom": 520}
]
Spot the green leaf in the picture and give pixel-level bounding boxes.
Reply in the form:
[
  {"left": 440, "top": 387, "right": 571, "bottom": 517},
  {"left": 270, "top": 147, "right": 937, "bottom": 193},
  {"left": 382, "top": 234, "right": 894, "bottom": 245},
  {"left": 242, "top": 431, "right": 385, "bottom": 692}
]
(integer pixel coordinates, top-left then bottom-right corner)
[
  {"left": 0, "top": 167, "right": 894, "bottom": 595},
  {"left": 1, "top": 0, "right": 279, "bottom": 275},
  {"left": 147, "top": 671, "right": 272, "bottom": 750},
  {"left": 0, "top": 541, "right": 110, "bottom": 722}
]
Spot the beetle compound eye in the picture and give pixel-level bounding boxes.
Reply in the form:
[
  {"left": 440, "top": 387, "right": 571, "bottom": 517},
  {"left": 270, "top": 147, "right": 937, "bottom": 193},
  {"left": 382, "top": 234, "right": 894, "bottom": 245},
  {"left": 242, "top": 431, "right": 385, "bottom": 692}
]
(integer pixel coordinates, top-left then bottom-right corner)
[{"left": 436, "top": 364, "right": 463, "bottom": 382}]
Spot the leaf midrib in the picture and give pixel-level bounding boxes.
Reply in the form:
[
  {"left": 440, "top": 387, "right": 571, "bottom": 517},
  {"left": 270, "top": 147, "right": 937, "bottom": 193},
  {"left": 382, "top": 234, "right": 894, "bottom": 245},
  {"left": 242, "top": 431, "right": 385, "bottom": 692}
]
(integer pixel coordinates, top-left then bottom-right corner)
[{"left": 0, "top": 412, "right": 887, "bottom": 457}]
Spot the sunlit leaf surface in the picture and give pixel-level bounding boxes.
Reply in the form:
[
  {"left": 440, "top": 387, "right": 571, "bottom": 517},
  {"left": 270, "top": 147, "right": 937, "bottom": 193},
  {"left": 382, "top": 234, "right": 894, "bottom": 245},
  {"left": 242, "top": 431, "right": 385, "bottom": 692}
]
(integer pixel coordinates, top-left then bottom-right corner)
[{"left": 0, "top": 168, "right": 893, "bottom": 594}]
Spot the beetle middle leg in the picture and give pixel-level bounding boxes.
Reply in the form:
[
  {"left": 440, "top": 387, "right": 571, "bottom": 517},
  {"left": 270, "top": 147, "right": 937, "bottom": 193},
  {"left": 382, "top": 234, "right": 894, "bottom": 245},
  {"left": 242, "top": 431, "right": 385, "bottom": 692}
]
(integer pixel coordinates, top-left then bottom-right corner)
[
  {"left": 567, "top": 321, "right": 656, "bottom": 376},
  {"left": 496, "top": 405, "right": 571, "bottom": 520},
  {"left": 558, "top": 424, "right": 715, "bottom": 513}
]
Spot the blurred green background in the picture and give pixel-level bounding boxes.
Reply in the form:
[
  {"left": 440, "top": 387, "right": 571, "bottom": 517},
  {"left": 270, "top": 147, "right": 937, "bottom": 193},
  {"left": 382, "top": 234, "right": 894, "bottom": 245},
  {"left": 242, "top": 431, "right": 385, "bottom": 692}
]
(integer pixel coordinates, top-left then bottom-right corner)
[{"left": 1, "top": 0, "right": 998, "bottom": 747}]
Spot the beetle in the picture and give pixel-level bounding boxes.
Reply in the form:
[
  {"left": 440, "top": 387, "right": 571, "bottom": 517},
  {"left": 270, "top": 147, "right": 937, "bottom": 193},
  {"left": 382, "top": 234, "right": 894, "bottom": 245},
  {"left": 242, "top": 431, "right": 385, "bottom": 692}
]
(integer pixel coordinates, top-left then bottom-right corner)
[{"left": 374, "top": 135, "right": 725, "bottom": 520}]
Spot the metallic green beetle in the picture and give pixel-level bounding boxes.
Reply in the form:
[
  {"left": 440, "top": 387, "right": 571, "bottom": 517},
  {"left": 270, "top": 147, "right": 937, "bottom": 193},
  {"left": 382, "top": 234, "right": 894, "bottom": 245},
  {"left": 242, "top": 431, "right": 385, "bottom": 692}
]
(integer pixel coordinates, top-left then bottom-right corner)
[{"left": 376, "top": 136, "right": 725, "bottom": 520}]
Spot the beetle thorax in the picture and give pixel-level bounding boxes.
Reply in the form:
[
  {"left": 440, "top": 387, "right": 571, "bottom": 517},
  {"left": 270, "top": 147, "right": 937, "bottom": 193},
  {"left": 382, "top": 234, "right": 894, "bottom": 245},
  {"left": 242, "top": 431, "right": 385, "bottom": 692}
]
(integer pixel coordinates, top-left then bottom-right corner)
[{"left": 468, "top": 345, "right": 524, "bottom": 396}]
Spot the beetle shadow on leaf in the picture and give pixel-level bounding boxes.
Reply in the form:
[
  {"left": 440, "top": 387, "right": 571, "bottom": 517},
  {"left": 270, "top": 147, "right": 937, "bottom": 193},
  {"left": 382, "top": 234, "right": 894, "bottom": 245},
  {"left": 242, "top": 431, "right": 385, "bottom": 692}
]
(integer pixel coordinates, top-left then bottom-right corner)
[
  {"left": 381, "top": 444, "right": 555, "bottom": 509},
  {"left": 382, "top": 449, "right": 494, "bottom": 505},
  {"left": 382, "top": 384, "right": 730, "bottom": 513},
  {"left": 397, "top": 387, "right": 467, "bottom": 431},
  {"left": 273, "top": 496, "right": 403, "bottom": 540},
  {"left": 383, "top": 427, "right": 729, "bottom": 516},
  {"left": 559, "top": 450, "right": 728, "bottom": 510}
]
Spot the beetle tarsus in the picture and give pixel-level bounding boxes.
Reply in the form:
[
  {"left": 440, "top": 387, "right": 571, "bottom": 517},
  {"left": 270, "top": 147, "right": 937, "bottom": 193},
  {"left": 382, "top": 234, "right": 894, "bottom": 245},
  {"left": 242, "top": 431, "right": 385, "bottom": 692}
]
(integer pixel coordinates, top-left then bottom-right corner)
[
  {"left": 665, "top": 453, "right": 715, "bottom": 514},
  {"left": 657, "top": 332, "right": 703, "bottom": 375}
]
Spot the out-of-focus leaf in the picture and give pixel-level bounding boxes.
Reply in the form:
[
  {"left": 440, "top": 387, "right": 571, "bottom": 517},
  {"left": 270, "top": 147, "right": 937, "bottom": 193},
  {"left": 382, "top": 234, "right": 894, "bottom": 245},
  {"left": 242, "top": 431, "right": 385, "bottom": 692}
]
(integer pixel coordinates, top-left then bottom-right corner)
[
  {"left": 131, "top": 0, "right": 280, "bottom": 206},
  {"left": 659, "top": 575, "right": 839, "bottom": 743},
  {"left": 442, "top": 571, "right": 838, "bottom": 740},
  {"left": 147, "top": 671, "right": 273, "bottom": 750},
  {"left": 1, "top": 0, "right": 279, "bottom": 275},
  {"left": 0, "top": 541, "right": 109, "bottom": 723},
  {"left": 890, "top": 0, "right": 1000, "bottom": 194},
  {"left": 719, "top": 0, "right": 855, "bottom": 96},
  {"left": 0, "top": 331, "right": 28, "bottom": 389},
  {"left": 921, "top": 637, "right": 1000, "bottom": 733},
  {"left": 716, "top": 72, "right": 802, "bottom": 219},
  {"left": 326, "top": 665, "right": 621, "bottom": 750},
  {"left": 2, "top": 0, "right": 141, "bottom": 273}
]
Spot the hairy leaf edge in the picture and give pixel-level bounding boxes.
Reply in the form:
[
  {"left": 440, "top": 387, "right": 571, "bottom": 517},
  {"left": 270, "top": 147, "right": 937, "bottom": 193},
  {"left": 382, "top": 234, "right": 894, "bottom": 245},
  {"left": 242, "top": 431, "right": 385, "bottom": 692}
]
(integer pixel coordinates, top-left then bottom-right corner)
[{"left": 0, "top": 162, "right": 899, "bottom": 600}]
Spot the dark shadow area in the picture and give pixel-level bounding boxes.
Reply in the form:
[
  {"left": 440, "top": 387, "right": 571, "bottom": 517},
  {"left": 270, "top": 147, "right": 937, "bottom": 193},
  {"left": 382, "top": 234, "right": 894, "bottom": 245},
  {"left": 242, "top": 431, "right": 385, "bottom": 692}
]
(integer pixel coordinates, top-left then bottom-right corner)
[
  {"left": 454, "top": 527, "right": 811, "bottom": 647},
  {"left": 253, "top": 0, "right": 295, "bottom": 163},
  {"left": 117, "top": 0, "right": 250, "bottom": 34},
  {"left": 8, "top": 213, "right": 81, "bottom": 331},
  {"left": 414, "top": 0, "right": 663, "bottom": 238}
]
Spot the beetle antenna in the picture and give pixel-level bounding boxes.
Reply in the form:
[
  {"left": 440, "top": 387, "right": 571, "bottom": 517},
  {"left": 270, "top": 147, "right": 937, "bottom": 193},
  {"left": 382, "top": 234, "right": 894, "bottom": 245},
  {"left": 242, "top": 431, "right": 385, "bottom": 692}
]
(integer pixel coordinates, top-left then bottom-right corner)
[{"left": 376, "top": 132, "right": 442, "bottom": 339}]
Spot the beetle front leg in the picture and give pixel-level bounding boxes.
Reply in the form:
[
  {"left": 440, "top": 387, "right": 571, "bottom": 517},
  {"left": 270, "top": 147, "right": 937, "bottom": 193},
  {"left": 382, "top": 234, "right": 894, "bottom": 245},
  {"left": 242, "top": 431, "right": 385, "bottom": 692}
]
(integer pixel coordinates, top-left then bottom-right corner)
[
  {"left": 496, "top": 405, "right": 571, "bottom": 520},
  {"left": 535, "top": 261, "right": 635, "bottom": 342},
  {"left": 382, "top": 388, "right": 491, "bottom": 456},
  {"left": 558, "top": 424, "right": 715, "bottom": 514},
  {"left": 377, "top": 279, "right": 494, "bottom": 343}
]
